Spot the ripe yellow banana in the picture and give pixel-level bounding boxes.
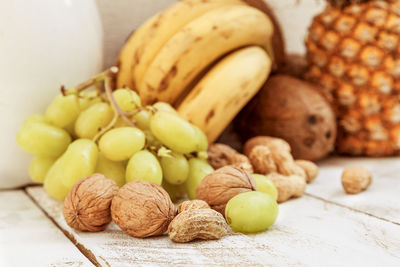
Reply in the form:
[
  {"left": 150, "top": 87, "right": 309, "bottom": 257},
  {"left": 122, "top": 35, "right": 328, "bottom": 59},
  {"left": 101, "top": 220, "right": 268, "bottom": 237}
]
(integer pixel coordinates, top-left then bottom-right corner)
[
  {"left": 114, "top": 13, "right": 160, "bottom": 90},
  {"left": 177, "top": 46, "right": 271, "bottom": 143},
  {"left": 138, "top": 4, "right": 273, "bottom": 105},
  {"left": 132, "top": 0, "right": 244, "bottom": 91}
]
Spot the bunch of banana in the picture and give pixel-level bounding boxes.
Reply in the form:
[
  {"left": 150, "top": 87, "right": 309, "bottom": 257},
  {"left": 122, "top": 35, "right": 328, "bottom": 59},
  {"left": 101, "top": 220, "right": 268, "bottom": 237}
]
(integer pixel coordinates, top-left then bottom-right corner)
[{"left": 115, "top": 0, "right": 274, "bottom": 143}]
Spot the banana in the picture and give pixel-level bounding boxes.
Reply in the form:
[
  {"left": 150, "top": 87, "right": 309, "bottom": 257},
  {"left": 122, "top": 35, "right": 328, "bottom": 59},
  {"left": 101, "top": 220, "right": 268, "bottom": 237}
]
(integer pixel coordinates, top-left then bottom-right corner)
[
  {"left": 177, "top": 46, "right": 271, "bottom": 143},
  {"left": 132, "top": 0, "right": 244, "bottom": 91},
  {"left": 138, "top": 4, "right": 273, "bottom": 105},
  {"left": 114, "top": 13, "right": 160, "bottom": 89}
]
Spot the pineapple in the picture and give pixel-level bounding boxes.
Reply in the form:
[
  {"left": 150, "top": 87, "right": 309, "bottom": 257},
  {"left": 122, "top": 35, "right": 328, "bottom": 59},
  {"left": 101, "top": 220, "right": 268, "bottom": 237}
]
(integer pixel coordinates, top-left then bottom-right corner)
[{"left": 305, "top": 0, "right": 400, "bottom": 156}]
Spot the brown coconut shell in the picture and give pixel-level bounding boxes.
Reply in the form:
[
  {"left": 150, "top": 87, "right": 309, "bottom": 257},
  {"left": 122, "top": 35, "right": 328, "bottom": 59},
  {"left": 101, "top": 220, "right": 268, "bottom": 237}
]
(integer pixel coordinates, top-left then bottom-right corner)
[{"left": 234, "top": 75, "right": 337, "bottom": 161}]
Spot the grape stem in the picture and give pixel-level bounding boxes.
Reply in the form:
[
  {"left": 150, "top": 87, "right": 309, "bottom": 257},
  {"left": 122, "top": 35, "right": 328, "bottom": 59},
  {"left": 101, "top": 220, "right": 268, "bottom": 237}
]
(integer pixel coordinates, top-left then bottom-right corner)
[
  {"left": 92, "top": 110, "right": 119, "bottom": 142},
  {"left": 60, "top": 67, "right": 118, "bottom": 96},
  {"left": 92, "top": 67, "right": 139, "bottom": 142},
  {"left": 104, "top": 68, "right": 136, "bottom": 128}
]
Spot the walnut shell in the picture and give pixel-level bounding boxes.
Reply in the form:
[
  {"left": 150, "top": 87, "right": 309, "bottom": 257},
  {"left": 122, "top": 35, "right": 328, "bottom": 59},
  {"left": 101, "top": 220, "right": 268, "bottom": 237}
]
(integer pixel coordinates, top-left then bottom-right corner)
[
  {"left": 177, "top": 200, "right": 210, "bottom": 214},
  {"left": 63, "top": 173, "right": 119, "bottom": 232},
  {"left": 196, "top": 166, "right": 256, "bottom": 214},
  {"left": 111, "top": 181, "right": 176, "bottom": 238},
  {"left": 207, "top": 143, "right": 253, "bottom": 173},
  {"left": 207, "top": 143, "right": 238, "bottom": 169}
]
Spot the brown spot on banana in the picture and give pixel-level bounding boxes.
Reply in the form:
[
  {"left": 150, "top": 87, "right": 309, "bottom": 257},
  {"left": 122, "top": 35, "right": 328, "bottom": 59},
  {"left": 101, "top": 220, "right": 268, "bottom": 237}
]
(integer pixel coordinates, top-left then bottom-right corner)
[
  {"left": 205, "top": 109, "right": 215, "bottom": 124},
  {"left": 140, "top": 5, "right": 273, "bottom": 106},
  {"left": 178, "top": 46, "right": 271, "bottom": 143},
  {"left": 221, "top": 30, "right": 233, "bottom": 39},
  {"left": 158, "top": 65, "right": 178, "bottom": 92}
]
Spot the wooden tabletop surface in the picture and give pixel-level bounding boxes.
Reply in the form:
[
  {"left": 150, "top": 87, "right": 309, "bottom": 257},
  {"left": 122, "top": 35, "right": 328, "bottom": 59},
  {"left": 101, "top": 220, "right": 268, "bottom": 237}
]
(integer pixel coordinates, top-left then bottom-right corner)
[{"left": 1, "top": 157, "right": 399, "bottom": 266}]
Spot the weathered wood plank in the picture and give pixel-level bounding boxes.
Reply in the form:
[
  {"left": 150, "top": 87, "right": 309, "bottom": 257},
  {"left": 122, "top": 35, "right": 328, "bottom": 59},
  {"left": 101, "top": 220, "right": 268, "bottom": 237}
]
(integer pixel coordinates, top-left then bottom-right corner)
[
  {"left": 27, "top": 186, "right": 400, "bottom": 266},
  {"left": 307, "top": 157, "right": 400, "bottom": 224},
  {"left": 0, "top": 190, "right": 91, "bottom": 267}
]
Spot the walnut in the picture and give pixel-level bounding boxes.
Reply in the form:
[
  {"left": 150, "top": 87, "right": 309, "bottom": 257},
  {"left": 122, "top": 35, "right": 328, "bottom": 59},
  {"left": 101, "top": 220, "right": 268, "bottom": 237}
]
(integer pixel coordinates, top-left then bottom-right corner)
[
  {"left": 196, "top": 166, "right": 256, "bottom": 214},
  {"left": 248, "top": 145, "right": 277, "bottom": 174},
  {"left": 267, "top": 173, "right": 306, "bottom": 203},
  {"left": 177, "top": 200, "right": 210, "bottom": 214},
  {"left": 63, "top": 173, "right": 119, "bottom": 232},
  {"left": 341, "top": 166, "right": 372, "bottom": 194},
  {"left": 168, "top": 208, "right": 229, "bottom": 243},
  {"left": 111, "top": 180, "right": 176, "bottom": 238},
  {"left": 207, "top": 143, "right": 253, "bottom": 172},
  {"left": 295, "top": 160, "right": 319, "bottom": 183},
  {"left": 207, "top": 143, "right": 237, "bottom": 169}
]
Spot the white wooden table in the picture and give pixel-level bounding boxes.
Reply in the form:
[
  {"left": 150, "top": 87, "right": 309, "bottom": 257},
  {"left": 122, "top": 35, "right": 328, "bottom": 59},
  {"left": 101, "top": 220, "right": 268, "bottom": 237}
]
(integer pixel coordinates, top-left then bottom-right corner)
[{"left": 1, "top": 157, "right": 399, "bottom": 266}]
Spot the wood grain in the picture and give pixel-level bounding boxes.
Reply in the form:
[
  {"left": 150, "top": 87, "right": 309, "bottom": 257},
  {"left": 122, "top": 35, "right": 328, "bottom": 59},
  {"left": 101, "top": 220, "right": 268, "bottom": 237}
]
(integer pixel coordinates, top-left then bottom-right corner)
[
  {"left": 27, "top": 185, "right": 400, "bottom": 266},
  {"left": 0, "top": 190, "right": 90, "bottom": 266},
  {"left": 307, "top": 157, "right": 400, "bottom": 225}
]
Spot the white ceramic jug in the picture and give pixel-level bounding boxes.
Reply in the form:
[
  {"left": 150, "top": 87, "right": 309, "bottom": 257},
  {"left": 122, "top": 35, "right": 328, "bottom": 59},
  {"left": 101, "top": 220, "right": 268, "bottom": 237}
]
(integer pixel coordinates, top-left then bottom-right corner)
[{"left": 0, "top": 0, "right": 103, "bottom": 188}]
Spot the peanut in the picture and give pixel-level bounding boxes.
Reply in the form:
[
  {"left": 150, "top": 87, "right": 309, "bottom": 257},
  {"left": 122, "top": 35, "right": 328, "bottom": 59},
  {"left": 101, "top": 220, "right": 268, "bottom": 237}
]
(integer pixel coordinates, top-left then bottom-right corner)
[
  {"left": 341, "top": 166, "right": 372, "bottom": 194},
  {"left": 267, "top": 173, "right": 306, "bottom": 203},
  {"left": 177, "top": 200, "right": 210, "bottom": 214},
  {"left": 295, "top": 160, "right": 319, "bottom": 183},
  {"left": 168, "top": 209, "right": 229, "bottom": 243},
  {"left": 248, "top": 145, "right": 277, "bottom": 174}
]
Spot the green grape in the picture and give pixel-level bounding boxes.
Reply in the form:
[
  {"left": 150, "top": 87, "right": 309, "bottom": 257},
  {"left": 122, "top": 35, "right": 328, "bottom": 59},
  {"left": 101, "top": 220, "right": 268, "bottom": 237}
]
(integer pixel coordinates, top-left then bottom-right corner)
[
  {"left": 64, "top": 121, "right": 76, "bottom": 137},
  {"left": 99, "top": 127, "right": 145, "bottom": 161},
  {"left": 252, "top": 174, "right": 278, "bottom": 201},
  {"left": 55, "top": 139, "right": 98, "bottom": 189},
  {"left": 113, "top": 88, "right": 141, "bottom": 112},
  {"left": 225, "top": 191, "right": 278, "bottom": 233},
  {"left": 113, "top": 116, "right": 131, "bottom": 128},
  {"left": 29, "top": 156, "right": 56, "bottom": 183},
  {"left": 95, "top": 152, "right": 125, "bottom": 187},
  {"left": 78, "top": 91, "right": 101, "bottom": 110},
  {"left": 150, "top": 111, "right": 199, "bottom": 154},
  {"left": 193, "top": 125, "right": 208, "bottom": 151},
  {"left": 44, "top": 161, "right": 70, "bottom": 200},
  {"left": 23, "top": 114, "right": 46, "bottom": 125},
  {"left": 75, "top": 102, "right": 114, "bottom": 139},
  {"left": 133, "top": 109, "right": 151, "bottom": 130},
  {"left": 126, "top": 150, "right": 162, "bottom": 185},
  {"left": 153, "top": 102, "right": 177, "bottom": 114},
  {"left": 144, "top": 130, "right": 163, "bottom": 148},
  {"left": 162, "top": 180, "right": 185, "bottom": 202},
  {"left": 17, "top": 122, "right": 71, "bottom": 157},
  {"left": 45, "top": 94, "right": 80, "bottom": 128},
  {"left": 184, "top": 158, "right": 214, "bottom": 199},
  {"left": 160, "top": 152, "right": 189, "bottom": 185}
]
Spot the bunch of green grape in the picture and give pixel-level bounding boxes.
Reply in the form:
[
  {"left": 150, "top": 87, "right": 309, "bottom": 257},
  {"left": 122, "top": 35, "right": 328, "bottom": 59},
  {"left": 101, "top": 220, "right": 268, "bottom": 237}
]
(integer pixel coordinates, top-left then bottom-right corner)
[{"left": 17, "top": 69, "right": 213, "bottom": 201}]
